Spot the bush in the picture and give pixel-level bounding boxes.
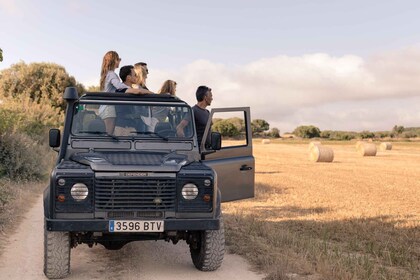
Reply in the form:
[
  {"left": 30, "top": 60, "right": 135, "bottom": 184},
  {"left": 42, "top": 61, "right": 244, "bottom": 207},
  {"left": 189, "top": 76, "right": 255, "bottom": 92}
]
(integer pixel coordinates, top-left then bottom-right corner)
[
  {"left": 269, "top": 127, "right": 280, "bottom": 138},
  {"left": 213, "top": 120, "right": 240, "bottom": 137},
  {"left": 0, "top": 132, "right": 52, "bottom": 180},
  {"left": 0, "top": 96, "right": 63, "bottom": 138},
  {"left": 293, "top": 125, "right": 321, "bottom": 138},
  {"left": 359, "top": 130, "right": 375, "bottom": 139}
]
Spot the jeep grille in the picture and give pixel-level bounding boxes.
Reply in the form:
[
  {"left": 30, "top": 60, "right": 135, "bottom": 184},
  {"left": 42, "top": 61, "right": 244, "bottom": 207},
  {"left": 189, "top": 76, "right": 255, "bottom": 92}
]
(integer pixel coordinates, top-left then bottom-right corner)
[{"left": 95, "top": 177, "right": 176, "bottom": 211}]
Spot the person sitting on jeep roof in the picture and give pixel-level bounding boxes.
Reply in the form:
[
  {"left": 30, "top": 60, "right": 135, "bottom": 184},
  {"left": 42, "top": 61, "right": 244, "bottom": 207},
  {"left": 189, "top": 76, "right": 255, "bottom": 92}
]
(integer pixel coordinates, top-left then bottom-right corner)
[
  {"left": 133, "top": 62, "right": 150, "bottom": 90},
  {"left": 176, "top": 86, "right": 213, "bottom": 147}
]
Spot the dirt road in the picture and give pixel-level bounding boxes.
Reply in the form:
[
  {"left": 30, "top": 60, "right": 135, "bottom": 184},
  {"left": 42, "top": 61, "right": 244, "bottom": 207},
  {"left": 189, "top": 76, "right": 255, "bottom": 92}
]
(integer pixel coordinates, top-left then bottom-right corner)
[{"left": 0, "top": 196, "right": 263, "bottom": 280}]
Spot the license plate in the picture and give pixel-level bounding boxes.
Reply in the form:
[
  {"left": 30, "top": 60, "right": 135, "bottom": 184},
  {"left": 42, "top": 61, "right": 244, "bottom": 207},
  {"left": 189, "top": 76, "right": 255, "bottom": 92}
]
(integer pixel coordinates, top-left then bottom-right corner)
[{"left": 109, "top": 220, "right": 164, "bottom": 232}]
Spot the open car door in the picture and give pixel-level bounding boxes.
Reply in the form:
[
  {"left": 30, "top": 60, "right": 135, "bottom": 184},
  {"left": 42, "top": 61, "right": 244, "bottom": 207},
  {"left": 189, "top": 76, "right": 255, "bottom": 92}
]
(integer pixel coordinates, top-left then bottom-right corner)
[{"left": 201, "top": 107, "right": 255, "bottom": 202}]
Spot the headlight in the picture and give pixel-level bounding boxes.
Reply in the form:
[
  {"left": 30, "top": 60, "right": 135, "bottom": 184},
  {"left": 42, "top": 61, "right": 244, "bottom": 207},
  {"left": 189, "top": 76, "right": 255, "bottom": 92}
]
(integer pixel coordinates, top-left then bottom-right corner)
[
  {"left": 181, "top": 183, "right": 199, "bottom": 200},
  {"left": 70, "top": 183, "right": 89, "bottom": 201}
]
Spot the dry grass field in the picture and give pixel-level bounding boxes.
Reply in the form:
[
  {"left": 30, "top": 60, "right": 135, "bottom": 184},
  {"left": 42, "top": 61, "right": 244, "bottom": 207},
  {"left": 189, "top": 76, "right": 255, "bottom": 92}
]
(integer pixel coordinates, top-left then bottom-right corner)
[{"left": 223, "top": 140, "right": 420, "bottom": 280}]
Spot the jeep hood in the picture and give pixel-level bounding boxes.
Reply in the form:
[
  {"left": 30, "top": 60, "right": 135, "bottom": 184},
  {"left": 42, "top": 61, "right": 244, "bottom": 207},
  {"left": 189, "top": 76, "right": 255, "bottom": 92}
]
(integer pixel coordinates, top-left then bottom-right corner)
[{"left": 70, "top": 151, "right": 189, "bottom": 172}]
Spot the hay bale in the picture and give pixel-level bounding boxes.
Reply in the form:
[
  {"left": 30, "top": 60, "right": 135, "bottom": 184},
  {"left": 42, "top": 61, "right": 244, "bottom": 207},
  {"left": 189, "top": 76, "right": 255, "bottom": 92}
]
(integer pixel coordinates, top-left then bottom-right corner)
[
  {"left": 379, "top": 142, "right": 392, "bottom": 151},
  {"left": 308, "top": 141, "right": 321, "bottom": 151},
  {"left": 355, "top": 141, "right": 365, "bottom": 151},
  {"left": 358, "top": 143, "right": 377, "bottom": 156},
  {"left": 309, "top": 146, "right": 334, "bottom": 162},
  {"left": 262, "top": 139, "right": 271, "bottom": 144}
]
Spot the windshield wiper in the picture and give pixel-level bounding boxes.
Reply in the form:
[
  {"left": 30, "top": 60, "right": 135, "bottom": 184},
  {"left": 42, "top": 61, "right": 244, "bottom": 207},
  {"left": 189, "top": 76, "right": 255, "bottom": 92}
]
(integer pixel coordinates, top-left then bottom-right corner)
[
  {"left": 78, "top": 130, "right": 119, "bottom": 141},
  {"left": 130, "top": 131, "right": 169, "bottom": 141}
]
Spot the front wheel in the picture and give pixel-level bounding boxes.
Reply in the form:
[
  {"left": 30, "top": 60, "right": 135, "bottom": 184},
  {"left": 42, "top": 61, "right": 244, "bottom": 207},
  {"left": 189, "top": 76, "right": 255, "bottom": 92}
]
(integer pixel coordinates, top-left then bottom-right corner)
[
  {"left": 44, "top": 222, "right": 71, "bottom": 279},
  {"left": 189, "top": 217, "right": 225, "bottom": 271}
]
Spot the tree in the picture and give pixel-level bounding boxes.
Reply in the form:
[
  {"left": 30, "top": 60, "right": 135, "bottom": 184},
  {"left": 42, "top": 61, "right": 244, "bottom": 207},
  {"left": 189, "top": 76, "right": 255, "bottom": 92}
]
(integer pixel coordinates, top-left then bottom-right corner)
[
  {"left": 213, "top": 120, "right": 240, "bottom": 137},
  {"left": 0, "top": 61, "right": 85, "bottom": 112},
  {"left": 293, "top": 125, "right": 321, "bottom": 138},
  {"left": 359, "top": 130, "right": 375, "bottom": 139},
  {"left": 251, "top": 119, "right": 269, "bottom": 135},
  {"left": 392, "top": 125, "right": 404, "bottom": 135},
  {"left": 0, "top": 48, "right": 3, "bottom": 62},
  {"left": 269, "top": 127, "right": 280, "bottom": 138}
]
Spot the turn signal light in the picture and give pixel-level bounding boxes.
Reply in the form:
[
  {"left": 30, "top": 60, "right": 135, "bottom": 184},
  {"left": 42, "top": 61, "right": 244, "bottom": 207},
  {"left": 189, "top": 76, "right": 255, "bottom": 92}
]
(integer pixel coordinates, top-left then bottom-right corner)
[
  {"left": 202, "top": 194, "right": 211, "bottom": 202},
  {"left": 57, "top": 194, "right": 65, "bottom": 202}
]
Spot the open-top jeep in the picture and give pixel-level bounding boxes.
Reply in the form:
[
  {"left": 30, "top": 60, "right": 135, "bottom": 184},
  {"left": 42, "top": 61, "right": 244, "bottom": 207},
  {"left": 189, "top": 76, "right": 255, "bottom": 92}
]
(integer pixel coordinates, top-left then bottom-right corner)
[{"left": 44, "top": 87, "right": 254, "bottom": 278}]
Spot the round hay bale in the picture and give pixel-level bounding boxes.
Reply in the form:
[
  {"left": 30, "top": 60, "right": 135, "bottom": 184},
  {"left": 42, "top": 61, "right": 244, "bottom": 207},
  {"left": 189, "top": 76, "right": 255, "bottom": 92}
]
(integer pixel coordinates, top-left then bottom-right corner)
[
  {"left": 379, "top": 142, "right": 392, "bottom": 151},
  {"left": 308, "top": 141, "right": 321, "bottom": 151},
  {"left": 309, "top": 146, "right": 334, "bottom": 162},
  {"left": 355, "top": 141, "right": 364, "bottom": 151},
  {"left": 262, "top": 139, "right": 271, "bottom": 144},
  {"left": 358, "top": 143, "right": 377, "bottom": 156}
]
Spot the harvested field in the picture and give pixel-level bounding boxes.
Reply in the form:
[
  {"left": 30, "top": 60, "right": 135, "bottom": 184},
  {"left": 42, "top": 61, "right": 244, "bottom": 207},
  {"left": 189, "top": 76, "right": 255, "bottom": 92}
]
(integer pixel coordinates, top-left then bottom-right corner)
[{"left": 223, "top": 140, "right": 420, "bottom": 280}]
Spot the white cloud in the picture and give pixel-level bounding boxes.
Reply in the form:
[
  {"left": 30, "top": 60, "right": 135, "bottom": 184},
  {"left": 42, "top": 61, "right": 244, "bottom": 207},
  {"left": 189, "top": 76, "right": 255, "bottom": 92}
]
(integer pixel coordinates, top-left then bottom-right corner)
[{"left": 146, "top": 47, "right": 420, "bottom": 132}]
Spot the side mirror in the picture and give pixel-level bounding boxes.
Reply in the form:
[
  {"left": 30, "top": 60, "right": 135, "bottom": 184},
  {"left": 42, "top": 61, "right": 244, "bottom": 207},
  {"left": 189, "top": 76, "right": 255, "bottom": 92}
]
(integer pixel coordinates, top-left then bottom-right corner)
[
  {"left": 49, "top": 129, "right": 61, "bottom": 148},
  {"left": 210, "top": 132, "right": 221, "bottom": 150}
]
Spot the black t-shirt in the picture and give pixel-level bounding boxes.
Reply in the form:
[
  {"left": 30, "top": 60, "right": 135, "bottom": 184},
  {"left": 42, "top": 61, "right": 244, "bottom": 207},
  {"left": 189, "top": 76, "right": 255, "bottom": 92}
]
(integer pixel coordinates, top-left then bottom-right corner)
[{"left": 192, "top": 105, "right": 210, "bottom": 146}]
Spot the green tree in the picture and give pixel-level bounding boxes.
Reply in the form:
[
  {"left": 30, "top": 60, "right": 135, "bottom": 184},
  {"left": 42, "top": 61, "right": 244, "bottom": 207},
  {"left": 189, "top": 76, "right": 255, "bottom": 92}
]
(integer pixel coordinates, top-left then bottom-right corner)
[
  {"left": 213, "top": 120, "right": 240, "bottom": 137},
  {"left": 251, "top": 119, "right": 269, "bottom": 135},
  {"left": 0, "top": 61, "right": 85, "bottom": 112},
  {"left": 269, "top": 127, "right": 280, "bottom": 138},
  {"left": 359, "top": 130, "right": 375, "bottom": 139},
  {"left": 0, "top": 48, "right": 3, "bottom": 62},
  {"left": 392, "top": 125, "right": 404, "bottom": 135},
  {"left": 293, "top": 125, "right": 321, "bottom": 138}
]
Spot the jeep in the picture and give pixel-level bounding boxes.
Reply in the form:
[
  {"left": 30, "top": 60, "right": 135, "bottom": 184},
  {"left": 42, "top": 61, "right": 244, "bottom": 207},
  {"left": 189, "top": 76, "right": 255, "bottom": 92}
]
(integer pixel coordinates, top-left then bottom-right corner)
[{"left": 43, "top": 87, "right": 254, "bottom": 278}]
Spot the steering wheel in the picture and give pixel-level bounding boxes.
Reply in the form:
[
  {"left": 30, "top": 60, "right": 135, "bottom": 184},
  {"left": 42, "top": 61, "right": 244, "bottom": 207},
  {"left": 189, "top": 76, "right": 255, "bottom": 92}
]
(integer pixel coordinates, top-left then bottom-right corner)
[{"left": 157, "top": 129, "right": 177, "bottom": 138}]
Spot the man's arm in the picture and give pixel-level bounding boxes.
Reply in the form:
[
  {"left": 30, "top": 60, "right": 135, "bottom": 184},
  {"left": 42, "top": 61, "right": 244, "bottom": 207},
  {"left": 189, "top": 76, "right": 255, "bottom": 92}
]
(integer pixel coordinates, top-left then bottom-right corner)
[
  {"left": 176, "top": 119, "right": 189, "bottom": 137},
  {"left": 125, "top": 87, "right": 154, "bottom": 95}
]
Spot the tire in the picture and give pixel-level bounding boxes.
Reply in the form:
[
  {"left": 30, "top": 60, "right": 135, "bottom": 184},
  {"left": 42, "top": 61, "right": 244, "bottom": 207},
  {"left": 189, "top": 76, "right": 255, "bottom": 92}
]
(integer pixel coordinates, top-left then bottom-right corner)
[
  {"left": 43, "top": 223, "right": 71, "bottom": 279},
  {"left": 190, "top": 216, "right": 225, "bottom": 271}
]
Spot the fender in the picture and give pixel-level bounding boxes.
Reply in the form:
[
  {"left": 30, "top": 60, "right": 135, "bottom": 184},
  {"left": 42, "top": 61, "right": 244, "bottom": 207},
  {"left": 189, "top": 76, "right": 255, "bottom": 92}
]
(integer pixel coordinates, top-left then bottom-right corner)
[{"left": 43, "top": 186, "right": 51, "bottom": 218}]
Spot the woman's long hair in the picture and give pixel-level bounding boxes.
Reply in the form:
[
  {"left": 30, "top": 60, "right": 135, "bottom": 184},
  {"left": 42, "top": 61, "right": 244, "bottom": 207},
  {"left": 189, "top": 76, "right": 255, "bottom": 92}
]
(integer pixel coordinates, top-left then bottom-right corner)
[
  {"left": 158, "top": 80, "right": 177, "bottom": 95},
  {"left": 100, "top": 51, "right": 120, "bottom": 90},
  {"left": 134, "top": 64, "right": 147, "bottom": 88}
]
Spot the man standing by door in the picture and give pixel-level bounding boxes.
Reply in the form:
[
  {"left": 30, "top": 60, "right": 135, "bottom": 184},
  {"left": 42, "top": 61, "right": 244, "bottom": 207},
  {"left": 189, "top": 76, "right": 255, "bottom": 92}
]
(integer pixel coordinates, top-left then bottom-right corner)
[{"left": 177, "top": 85, "right": 213, "bottom": 147}]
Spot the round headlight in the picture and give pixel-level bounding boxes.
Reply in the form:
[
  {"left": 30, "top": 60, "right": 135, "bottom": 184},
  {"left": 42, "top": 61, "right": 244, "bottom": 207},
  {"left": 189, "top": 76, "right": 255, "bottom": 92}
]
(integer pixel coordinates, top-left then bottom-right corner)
[
  {"left": 70, "top": 183, "right": 89, "bottom": 201},
  {"left": 182, "top": 183, "right": 199, "bottom": 200},
  {"left": 57, "top": 178, "right": 66, "bottom": 186}
]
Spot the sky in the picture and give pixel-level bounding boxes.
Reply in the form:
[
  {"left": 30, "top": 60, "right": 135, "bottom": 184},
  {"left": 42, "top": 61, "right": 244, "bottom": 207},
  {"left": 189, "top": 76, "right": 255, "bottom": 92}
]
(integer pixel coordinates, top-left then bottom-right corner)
[{"left": 1, "top": 0, "right": 420, "bottom": 133}]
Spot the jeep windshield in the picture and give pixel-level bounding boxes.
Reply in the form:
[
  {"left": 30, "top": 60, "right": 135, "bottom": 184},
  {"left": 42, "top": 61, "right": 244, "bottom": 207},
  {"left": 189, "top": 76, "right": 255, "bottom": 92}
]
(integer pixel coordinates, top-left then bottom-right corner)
[{"left": 71, "top": 101, "right": 194, "bottom": 140}]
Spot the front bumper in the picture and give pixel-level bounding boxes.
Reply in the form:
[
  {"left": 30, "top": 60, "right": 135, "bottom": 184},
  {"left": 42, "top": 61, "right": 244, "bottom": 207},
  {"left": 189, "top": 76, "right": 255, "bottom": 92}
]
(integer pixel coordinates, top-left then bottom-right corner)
[{"left": 45, "top": 218, "right": 220, "bottom": 232}]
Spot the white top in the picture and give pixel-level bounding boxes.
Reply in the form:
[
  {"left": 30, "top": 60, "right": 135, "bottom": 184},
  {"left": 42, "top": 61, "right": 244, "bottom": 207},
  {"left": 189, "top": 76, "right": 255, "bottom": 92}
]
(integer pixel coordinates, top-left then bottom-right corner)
[{"left": 103, "top": 71, "right": 127, "bottom": 92}]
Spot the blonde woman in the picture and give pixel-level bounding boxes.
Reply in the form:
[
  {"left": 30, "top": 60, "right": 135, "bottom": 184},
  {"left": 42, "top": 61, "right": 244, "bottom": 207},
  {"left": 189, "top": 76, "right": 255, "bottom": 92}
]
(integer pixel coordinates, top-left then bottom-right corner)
[
  {"left": 158, "top": 80, "right": 177, "bottom": 96},
  {"left": 152, "top": 80, "right": 178, "bottom": 122},
  {"left": 133, "top": 63, "right": 149, "bottom": 90}
]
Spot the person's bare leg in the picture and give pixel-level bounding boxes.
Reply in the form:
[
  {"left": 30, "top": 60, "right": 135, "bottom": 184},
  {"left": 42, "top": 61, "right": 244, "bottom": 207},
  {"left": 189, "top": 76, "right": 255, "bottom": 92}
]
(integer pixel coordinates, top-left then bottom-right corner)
[{"left": 104, "top": 118, "right": 116, "bottom": 134}]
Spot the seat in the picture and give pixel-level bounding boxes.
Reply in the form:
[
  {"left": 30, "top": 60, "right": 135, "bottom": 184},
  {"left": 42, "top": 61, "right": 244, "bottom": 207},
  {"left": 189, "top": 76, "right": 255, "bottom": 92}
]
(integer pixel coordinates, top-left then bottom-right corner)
[{"left": 87, "top": 118, "right": 106, "bottom": 133}]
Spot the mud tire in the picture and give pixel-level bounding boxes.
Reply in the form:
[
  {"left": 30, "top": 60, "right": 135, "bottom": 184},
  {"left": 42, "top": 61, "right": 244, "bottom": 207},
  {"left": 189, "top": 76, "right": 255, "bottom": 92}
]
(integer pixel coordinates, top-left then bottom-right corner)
[
  {"left": 43, "top": 223, "right": 71, "bottom": 279},
  {"left": 190, "top": 217, "right": 225, "bottom": 271}
]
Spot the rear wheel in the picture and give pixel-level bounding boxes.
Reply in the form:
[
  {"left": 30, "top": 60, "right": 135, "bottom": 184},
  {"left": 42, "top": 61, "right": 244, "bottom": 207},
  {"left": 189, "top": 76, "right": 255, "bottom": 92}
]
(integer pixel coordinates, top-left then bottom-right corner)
[
  {"left": 189, "top": 217, "right": 225, "bottom": 271},
  {"left": 44, "top": 223, "right": 71, "bottom": 279}
]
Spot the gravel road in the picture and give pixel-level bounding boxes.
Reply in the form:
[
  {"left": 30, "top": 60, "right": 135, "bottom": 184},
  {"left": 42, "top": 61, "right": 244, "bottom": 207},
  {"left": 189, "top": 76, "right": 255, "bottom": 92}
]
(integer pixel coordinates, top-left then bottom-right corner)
[{"left": 0, "top": 196, "right": 263, "bottom": 280}]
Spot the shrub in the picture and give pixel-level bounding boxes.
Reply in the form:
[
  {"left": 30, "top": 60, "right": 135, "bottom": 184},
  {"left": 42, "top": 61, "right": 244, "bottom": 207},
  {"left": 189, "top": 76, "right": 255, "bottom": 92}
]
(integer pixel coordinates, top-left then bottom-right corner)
[
  {"left": 359, "top": 130, "right": 375, "bottom": 139},
  {"left": 0, "top": 132, "right": 53, "bottom": 180},
  {"left": 269, "top": 127, "right": 280, "bottom": 138},
  {"left": 0, "top": 96, "right": 63, "bottom": 137},
  {"left": 293, "top": 125, "right": 321, "bottom": 138},
  {"left": 213, "top": 120, "right": 240, "bottom": 137}
]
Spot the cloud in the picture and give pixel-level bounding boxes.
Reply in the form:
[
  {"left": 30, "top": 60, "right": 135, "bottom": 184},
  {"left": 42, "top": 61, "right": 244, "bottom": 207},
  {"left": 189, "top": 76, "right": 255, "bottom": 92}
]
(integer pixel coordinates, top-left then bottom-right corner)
[{"left": 146, "top": 47, "right": 420, "bottom": 132}]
